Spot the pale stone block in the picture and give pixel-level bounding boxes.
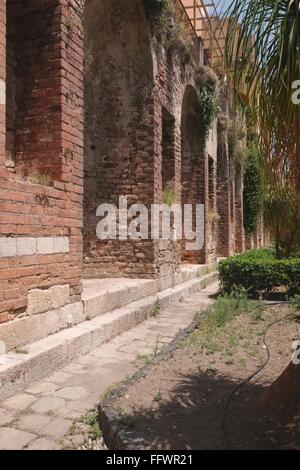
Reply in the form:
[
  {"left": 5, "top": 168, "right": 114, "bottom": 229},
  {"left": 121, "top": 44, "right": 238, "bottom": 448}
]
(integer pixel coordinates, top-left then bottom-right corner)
[
  {"left": 53, "top": 237, "right": 69, "bottom": 254},
  {"left": 0, "top": 409, "right": 14, "bottom": 426},
  {"left": 30, "top": 397, "right": 66, "bottom": 414},
  {"left": 16, "top": 237, "right": 36, "bottom": 256},
  {"left": 27, "top": 381, "right": 58, "bottom": 395},
  {"left": 37, "top": 237, "right": 54, "bottom": 254},
  {"left": 39, "top": 418, "right": 72, "bottom": 439},
  {"left": 16, "top": 414, "right": 51, "bottom": 433},
  {"left": 27, "top": 438, "right": 59, "bottom": 450},
  {"left": 59, "top": 302, "right": 85, "bottom": 329},
  {"left": 0, "top": 79, "right": 6, "bottom": 105},
  {"left": 24, "top": 342, "right": 70, "bottom": 389},
  {"left": 27, "top": 289, "right": 52, "bottom": 315},
  {"left": 53, "top": 386, "right": 88, "bottom": 401},
  {"left": 50, "top": 284, "right": 70, "bottom": 310},
  {"left": 0, "top": 237, "right": 17, "bottom": 258},
  {"left": 27, "top": 284, "right": 70, "bottom": 315},
  {"left": 3, "top": 393, "right": 36, "bottom": 411},
  {"left": 0, "top": 427, "right": 36, "bottom": 450}
]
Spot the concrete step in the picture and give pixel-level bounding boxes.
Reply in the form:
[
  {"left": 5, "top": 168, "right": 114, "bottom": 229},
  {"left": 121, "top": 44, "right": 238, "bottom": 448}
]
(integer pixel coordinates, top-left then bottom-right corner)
[{"left": 0, "top": 270, "right": 217, "bottom": 401}]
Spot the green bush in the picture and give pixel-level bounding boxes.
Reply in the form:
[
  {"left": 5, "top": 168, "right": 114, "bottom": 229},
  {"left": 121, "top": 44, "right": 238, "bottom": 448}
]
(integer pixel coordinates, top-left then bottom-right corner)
[{"left": 218, "top": 248, "right": 300, "bottom": 297}]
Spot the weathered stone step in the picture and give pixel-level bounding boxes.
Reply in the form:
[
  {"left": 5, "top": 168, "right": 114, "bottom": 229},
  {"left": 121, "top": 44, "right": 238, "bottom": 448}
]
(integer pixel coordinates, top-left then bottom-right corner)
[
  {"left": 82, "top": 262, "right": 217, "bottom": 319},
  {"left": 0, "top": 270, "right": 217, "bottom": 401}
]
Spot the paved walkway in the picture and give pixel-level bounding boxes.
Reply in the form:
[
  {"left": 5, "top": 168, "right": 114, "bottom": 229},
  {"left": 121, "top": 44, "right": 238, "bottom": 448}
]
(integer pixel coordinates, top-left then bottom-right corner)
[{"left": 0, "top": 282, "right": 218, "bottom": 450}]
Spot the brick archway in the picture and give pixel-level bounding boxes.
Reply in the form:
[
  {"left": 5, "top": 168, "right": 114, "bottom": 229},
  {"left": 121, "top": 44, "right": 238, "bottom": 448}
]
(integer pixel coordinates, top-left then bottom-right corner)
[
  {"left": 83, "top": 0, "right": 155, "bottom": 279},
  {"left": 180, "top": 85, "right": 206, "bottom": 264}
]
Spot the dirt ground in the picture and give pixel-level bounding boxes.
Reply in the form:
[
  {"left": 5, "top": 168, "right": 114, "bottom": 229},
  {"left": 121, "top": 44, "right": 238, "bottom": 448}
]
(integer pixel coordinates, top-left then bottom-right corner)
[{"left": 115, "top": 304, "right": 300, "bottom": 450}]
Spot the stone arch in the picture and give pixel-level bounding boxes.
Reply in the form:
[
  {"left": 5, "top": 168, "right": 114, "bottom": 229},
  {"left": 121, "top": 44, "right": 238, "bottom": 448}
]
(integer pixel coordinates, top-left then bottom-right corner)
[
  {"left": 83, "top": 0, "right": 155, "bottom": 278},
  {"left": 180, "top": 85, "right": 205, "bottom": 263}
]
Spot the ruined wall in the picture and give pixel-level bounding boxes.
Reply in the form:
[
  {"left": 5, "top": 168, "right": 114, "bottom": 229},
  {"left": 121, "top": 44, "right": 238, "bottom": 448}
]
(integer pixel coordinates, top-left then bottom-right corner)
[
  {"left": 6, "top": 0, "right": 64, "bottom": 178},
  {"left": 181, "top": 85, "right": 205, "bottom": 264},
  {"left": 83, "top": 0, "right": 156, "bottom": 279},
  {"left": 0, "top": 0, "right": 84, "bottom": 325},
  {"left": 0, "top": 0, "right": 246, "bottom": 333},
  {"left": 83, "top": 0, "right": 217, "bottom": 282},
  {"left": 216, "top": 112, "right": 233, "bottom": 257}
]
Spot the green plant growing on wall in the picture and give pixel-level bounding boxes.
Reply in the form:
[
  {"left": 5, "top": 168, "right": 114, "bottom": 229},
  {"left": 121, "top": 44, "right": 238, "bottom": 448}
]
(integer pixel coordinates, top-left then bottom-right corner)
[
  {"left": 164, "top": 16, "right": 193, "bottom": 60},
  {"left": 162, "top": 179, "right": 176, "bottom": 206},
  {"left": 145, "top": 0, "right": 169, "bottom": 20},
  {"left": 208, "top": 210, "right": 220, "bottom": 224},
  {"left": 243, "top": 142, "right": 263, "bottom": 235},
  {"left": 196, "top": 67, "right": 218, "bottom": 152},
  {"left": 227, "top": 122, "right": 246, "bottom": 179},
  {"left": 146, "top": 0, "right": 193, "bottom": 62}
]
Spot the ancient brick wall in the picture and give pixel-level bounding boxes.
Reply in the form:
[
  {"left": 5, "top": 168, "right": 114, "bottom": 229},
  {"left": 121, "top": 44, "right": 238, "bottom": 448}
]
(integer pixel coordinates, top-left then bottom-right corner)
[
  {"left": 216, "top": 111, "right": 232, "bottom": 257},
  {"left": 0, "top": 0, "right": 84, "bottom": 323},
  {"left": 0, "top": 0, "right": 247, "bottom": 329},
  {"left": 83, "top": 0, "right": 156, "bottom": 279},
  {"left": 82, "top": 0, "right": 216, "bottom": 282}
]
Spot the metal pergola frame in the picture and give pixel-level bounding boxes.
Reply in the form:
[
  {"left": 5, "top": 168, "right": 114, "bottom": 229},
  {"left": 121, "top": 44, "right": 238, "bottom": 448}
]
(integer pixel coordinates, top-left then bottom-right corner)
[{"left": 179, "top": 0, "right": 227, "bottom": 64}]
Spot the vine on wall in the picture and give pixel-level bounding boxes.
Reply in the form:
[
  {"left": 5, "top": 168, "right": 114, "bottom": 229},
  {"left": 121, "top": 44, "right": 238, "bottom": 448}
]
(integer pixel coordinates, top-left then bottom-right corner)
[
  {"left": 243, "top": 142, "right": 264, "bottom": 235},
  {"left": 144, "top": 0, "right": 194, "bottom": 61},
  {"left": 196, "top": 67, "right": 218, "bottom": 151}
]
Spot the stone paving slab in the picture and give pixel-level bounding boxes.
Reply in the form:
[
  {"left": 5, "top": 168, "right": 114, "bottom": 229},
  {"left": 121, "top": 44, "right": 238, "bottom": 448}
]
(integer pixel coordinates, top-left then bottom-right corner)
[{"left": 0, "top": 282, "right": 218, "bottom": 450}]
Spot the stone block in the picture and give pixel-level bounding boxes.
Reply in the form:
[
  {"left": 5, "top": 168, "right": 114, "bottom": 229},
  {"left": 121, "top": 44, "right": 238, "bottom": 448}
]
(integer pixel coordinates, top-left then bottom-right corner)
[
  {"left": 0, "top": 238, "right": 17, "bottom": 258},
  {"left": 16, "top": 237, "right": 36, "bottom": 256}
]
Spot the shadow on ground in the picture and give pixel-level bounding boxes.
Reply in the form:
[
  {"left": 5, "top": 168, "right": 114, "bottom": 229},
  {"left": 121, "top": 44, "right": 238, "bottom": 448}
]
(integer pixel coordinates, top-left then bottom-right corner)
[{"left": 117, "top": 369, "right": 293, "bottom": 450}]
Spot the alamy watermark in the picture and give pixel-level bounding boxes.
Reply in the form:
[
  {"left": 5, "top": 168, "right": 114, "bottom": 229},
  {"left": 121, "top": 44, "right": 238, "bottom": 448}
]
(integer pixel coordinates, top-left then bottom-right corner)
[
  {"left": 292, "top": 80, "right": 300, "bottom": 104},
  {"left": 95, "top": 196, "right": 205, "bottom": 251}
]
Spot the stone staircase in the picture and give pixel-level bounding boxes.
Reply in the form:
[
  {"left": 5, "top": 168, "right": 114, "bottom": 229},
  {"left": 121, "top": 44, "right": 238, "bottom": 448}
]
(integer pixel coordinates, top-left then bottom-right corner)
[{"left": 0, "top": 263, "right": 218, "bottom": 401}]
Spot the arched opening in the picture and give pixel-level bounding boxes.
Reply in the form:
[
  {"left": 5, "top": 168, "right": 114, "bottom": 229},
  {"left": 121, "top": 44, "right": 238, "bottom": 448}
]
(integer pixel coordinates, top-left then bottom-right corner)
[
  {"left": 5, "top": 0, "right": 61, "bottom": 179},
  {"left": 83, "top": 0, "right": 154, "bottom": 278},
  {"left": 181, "top": 85, "right": 205, "bottom": 264}
]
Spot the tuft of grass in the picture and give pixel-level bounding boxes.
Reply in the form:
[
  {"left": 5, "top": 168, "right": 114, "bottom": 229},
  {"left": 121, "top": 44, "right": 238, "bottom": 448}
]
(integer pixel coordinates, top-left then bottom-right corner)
[
  {"left": 179, "top": 288, "right": 262, "bottom": 356},
  {"left": 81, "top": 411, "right": 98, "bottom": 427},
  {"left": 90, "top": 422, "right": 102, "bottom": 441},
  {"left": 136, "top": 353, "right": 154, "bottom": 366},
  {"left": 239, "top": 358, "right": 247, "bottom": 368},
  {"left": 116, "top": 405, "right": 135, "bottom": 428},
  {"left": 206, "top": 365, "right": 218, "bottom": 375},
  {"left": 14, "top": 348, "right": 29, "bottom": 355},
  {"left": 153, "top": 389, "right": 162, "bottom": 402},
  {"left": 250, "top": 302, "right": 265, "bottom": 322},
  {"left": 151, "top": 300, "right": 161, "bottom": 318},
  {"left": 100, "top": 382, "right": 123, "bottom": 402}
]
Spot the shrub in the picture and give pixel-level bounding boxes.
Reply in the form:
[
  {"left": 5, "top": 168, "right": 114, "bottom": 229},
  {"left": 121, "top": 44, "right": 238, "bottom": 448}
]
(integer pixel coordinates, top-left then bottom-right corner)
[{"left": 218, "top": 248, "right": 300, "bottom": 297}]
